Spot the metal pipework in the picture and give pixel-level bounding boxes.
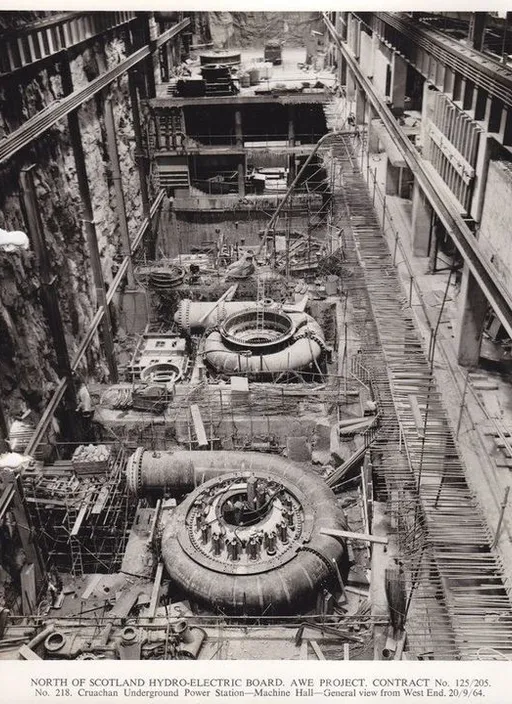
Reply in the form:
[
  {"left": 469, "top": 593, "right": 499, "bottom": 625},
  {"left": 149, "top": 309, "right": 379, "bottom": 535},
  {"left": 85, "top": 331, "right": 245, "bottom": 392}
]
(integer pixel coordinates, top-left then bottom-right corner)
[
  {"left": 204, "top": 313, "right": 325, "bottom": 375},
  {"left": 127, "top": 447, "right": 325, "bottom": 497},
  {"left": 135, "top": 450, "right": 349, "bottom": 615},
  {"left": 174, "top": 299, "right": 305, "bottom": 333}
]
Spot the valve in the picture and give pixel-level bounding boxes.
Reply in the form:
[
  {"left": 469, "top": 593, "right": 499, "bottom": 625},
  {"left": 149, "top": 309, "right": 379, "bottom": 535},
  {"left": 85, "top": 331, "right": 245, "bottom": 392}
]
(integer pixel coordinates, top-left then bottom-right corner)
[
  {"left": 212, "top": 531, "right": 222, "bottom": 555},
  {"left": 227, "top": 538, "right": 240, "bottom": 561},
  {"left": 278, "top": 520, "right": 288, "bottom": 544},
  {"left": 247, "top": 536, "right": 260, "bottom": 561},
  {"left": 201, "top": 524, "right": 210, "bottom": 545},
  {"left": 265, "top": 530, "right": 277, "bottom": 556}
]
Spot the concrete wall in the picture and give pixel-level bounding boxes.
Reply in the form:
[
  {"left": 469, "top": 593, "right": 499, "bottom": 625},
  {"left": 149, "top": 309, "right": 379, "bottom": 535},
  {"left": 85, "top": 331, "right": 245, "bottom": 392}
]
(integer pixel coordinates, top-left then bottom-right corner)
[{"left": 478, "top": 159, "right": 512, "bottom": 293}]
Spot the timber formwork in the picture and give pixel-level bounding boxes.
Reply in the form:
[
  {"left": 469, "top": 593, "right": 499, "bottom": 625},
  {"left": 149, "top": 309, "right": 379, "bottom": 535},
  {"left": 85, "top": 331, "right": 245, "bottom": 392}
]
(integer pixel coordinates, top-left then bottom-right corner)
[{"left": 330, "top": 132, "right": 512, "bottom": 659}]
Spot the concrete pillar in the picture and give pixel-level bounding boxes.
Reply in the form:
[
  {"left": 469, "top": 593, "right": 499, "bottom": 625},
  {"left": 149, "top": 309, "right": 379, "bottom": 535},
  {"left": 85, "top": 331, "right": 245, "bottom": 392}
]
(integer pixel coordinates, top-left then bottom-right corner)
[
  {"left": 411, "top": 181, "right": 432, "bottom": 256},
  {"left": 346, "top": 69, "right": 356, "bottom": 101},
  {"left": 148, "top": 14, "right": 161, "bottom": 89},
  {"left": 386, "top": 161, "right": 400, "bottom": 196},
  {"left": 355, "top": 86, "right": 366, "bottom": 125},
  {"left": 235, "top": 108, "right": 243, "bottom": 146},
  {"left": 391, "top": 53, "right": 407, "bottom": 113},
  {"left": 443, "top": 67, "right": 455, "bottom": 97},
  {"left": 288, "top": 105, "right": 296, "bottom": 185},
  {"left": 455, "top": 267, "right": 488, "bottom": 367},
  {"left": 469, "top": 12, "right": 487, "bottom": 52},
  {"left": 470, "top": 134, "right": 494, "bottom": 222},
  {"left": 368, "top": 106, "right": 380, "bottom": 153},
  {"left": 370, "top": 34, "right": 379, "bottom": 80},
  {"left": 340, "top": 55, "right": 347, "bottom": 87},
  {"left": 235, "top": 109, "right": 245, "bottom": 196},
  {"left": 420, "top": 80, "right": 437, "bottom": 151},
  {"left": 238, "top": 161, "right": 245, "bottom": 196}
]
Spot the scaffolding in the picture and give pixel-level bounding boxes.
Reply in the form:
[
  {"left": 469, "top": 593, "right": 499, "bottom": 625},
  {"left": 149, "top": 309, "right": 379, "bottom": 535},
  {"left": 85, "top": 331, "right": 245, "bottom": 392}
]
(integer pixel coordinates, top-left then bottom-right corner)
[{"left": 24, "top": 445, "right": 137, "bottom": 576}]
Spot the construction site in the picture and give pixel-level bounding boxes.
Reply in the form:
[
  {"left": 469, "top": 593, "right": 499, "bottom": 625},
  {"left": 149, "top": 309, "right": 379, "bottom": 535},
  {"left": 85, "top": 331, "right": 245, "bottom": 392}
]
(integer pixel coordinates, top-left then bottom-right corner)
[{"left": 0, "top": 10, "right": 512, "bottom": 664}]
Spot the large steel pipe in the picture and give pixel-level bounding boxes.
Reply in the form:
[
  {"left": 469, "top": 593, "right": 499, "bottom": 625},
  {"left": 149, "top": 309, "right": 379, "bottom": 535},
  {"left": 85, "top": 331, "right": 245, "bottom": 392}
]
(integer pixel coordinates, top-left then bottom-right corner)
[
  {"left": 126, "top": 448, "right": 348, "bottom": 615},
  {"left": 203, "top": 314, "right": 324, "bottom": 375},
  {"left": 127, "top": 447, "right": 324, "bottom": 496},
  {"left": 174, "top": 299, "right": 303, "bottom": 332}
]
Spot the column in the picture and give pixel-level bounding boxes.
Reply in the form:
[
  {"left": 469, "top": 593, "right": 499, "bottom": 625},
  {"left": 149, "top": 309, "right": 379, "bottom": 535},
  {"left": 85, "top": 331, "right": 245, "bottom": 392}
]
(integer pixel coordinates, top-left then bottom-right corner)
[
  {"left": 455, "top": 267, "right": 488, "bottom": 367},
  {"left": 411, "top": 182, "right": 432, "bottom": 257},
  {"left": 385, "top": 161, "right": 401, "bottom": 196},
  {"left": 235, "top": 108, "right": 245, "bottom": 196},
  {"left": 355, "top": 86, "right": 365, "bottom": 125},
  {"left": 288, "top": 105, "right": 296, "bottom": 185},
  {"left": 368, "top": 106, "right": 380, "bottom": 153},
  {"left": 391, "top": 53, "right": 407, "bottom": 113},
  {"left": 469, "top": 13, "right": 487, "bottom": 52},
  {"left": 346, "top": 68, "right": 357, "bottom": 101}
]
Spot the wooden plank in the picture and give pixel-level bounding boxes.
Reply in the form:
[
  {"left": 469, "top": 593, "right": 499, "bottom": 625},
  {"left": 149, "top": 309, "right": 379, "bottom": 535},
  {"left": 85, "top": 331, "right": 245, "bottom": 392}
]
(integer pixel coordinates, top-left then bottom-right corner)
[
  {"left": 81, "top": 574, "right": 102, "bottom": 600},
  {"left": 345, "top": 585, "right": 370, "bottom": 597},
  {"left": 148, "top": 562, "right": 164, "bottom": 618},
  {"left": 109, "top": 585, "right": 144, "bottom": 618},
  {"left": 408, "top": 394, "right": 424, "bottom": 437},
  {"left": 320, "top": 527, "right": 388, "bottom": 545},
  {"left": 190, "top": 404, "right": 208, "bottom": 447},
  {"left": 91, "top": 486, "right": 110, "bottom": 515},
  {"left": 18, "top": 644, "right": 42, "bottom": 660},
  {"left": 309, "top": 640, "right": 325, "bottom": 660},
  {"left": 21, "top": 563, "right": 36, "bottom": 615},
  {"left": 70, "top": 497, "right": 90, "bottom": 536}
]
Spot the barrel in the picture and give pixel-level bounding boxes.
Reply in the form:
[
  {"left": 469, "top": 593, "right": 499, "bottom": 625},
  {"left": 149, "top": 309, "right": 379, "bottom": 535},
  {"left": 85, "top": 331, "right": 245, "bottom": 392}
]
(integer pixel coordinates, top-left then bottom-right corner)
[{"left": 249, "top": 67, "right": 260, "bottom": 85}]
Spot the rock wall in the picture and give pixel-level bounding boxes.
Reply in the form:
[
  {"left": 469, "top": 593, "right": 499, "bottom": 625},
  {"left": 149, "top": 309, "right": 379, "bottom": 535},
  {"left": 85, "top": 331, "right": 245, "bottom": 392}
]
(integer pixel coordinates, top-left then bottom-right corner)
[
  {"left": 0, "top": 19, "right": 143, "bottom": 423},
  {"left": 206, "top": 11, "right": 324, "bottom": 49}
]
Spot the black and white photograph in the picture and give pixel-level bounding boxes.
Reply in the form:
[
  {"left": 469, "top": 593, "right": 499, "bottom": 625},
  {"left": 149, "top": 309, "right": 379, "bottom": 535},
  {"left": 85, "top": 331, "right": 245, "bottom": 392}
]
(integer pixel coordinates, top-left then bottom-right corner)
[{"left": 0, "top": 5, "right": 511, "bottom": 700}]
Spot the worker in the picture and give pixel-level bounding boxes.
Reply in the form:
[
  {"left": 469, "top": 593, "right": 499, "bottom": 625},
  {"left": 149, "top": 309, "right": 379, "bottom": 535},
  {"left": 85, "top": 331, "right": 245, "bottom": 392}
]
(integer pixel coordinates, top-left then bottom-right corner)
[
  {"left": 74, "top": 373, "right": 94, "bottom": 440},
  {"left": 224, "top": 250, "right": 256, "bottom": 280}
]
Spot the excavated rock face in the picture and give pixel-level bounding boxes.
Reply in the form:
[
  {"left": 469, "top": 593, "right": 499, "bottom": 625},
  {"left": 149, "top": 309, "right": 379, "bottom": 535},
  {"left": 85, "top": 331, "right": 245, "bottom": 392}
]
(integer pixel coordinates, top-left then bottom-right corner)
[
  {"left": 0, "top": 19, "right": 143, "bottom": 420},
  {"left": 206, "top": 11, "right": 324, "bottom": 49}
]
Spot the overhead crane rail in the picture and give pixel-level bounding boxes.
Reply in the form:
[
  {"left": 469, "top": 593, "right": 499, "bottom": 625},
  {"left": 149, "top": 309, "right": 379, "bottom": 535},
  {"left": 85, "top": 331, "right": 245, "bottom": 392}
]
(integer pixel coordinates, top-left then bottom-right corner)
[
  {"left": 0, "top": 17, "right": 191, "bottom": 165},
  {"left": 323, "top": 13, "right": 512, "bottom": 341},
  {"left": 0, "top": 11, "right": 136, "bottom": 76},
  {"left": 374, "top": 12, "right": 512, "bottom": 108}
]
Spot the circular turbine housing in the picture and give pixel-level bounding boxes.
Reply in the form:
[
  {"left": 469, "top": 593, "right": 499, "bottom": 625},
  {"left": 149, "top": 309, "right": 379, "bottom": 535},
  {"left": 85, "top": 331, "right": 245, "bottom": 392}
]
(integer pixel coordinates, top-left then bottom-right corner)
[
  {"left": 219, "top": 308, "right": 295, "bottom": 353},
  {"left": 161, "top": 467, "right": 347, "bottom": 615}
]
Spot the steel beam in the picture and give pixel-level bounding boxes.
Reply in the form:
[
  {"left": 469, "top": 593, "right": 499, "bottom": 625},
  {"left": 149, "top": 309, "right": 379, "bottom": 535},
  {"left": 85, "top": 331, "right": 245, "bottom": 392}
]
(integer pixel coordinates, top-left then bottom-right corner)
[
  {"left": 0, "top": 17, "right": 190, "bottom": 165},
  {"left": 324, "top": 13, "right": 512, "bottom": 339}
]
